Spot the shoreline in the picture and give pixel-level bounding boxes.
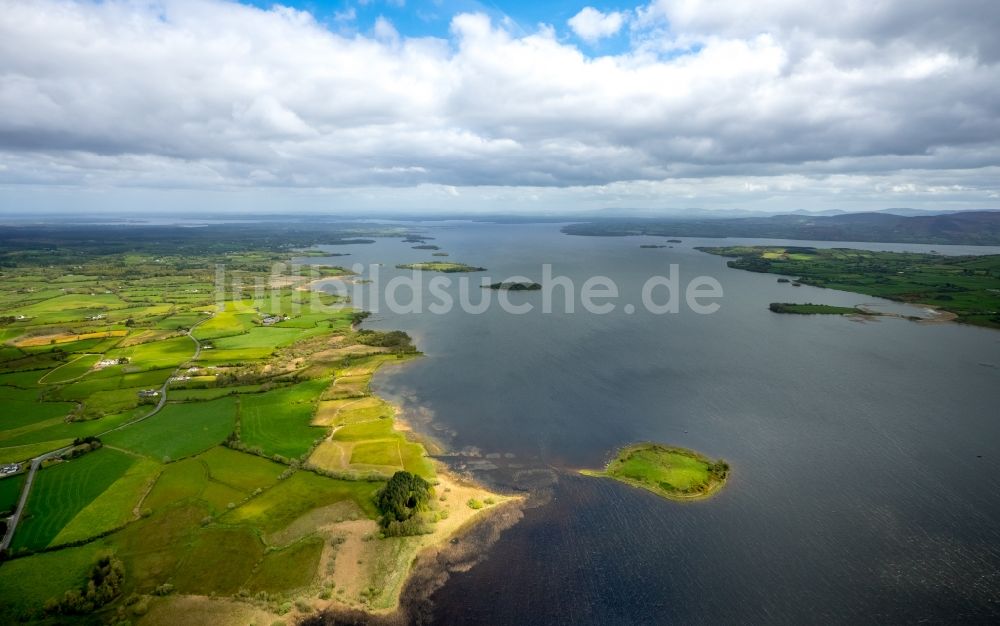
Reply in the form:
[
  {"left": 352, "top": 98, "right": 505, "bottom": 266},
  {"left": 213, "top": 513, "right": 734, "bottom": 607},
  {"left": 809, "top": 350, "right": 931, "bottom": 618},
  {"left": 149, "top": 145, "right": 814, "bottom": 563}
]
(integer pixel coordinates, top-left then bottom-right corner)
[
  {"left": 279, "top": 279, "right": 520, "bottom": 620},
  {"left": 138, "top": 274, "right": 522, "bottom": 626}
]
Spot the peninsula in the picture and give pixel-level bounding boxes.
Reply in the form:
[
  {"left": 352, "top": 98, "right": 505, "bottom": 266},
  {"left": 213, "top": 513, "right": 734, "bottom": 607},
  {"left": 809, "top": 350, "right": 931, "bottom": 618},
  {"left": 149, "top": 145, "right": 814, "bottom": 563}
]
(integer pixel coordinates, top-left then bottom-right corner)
[
  {"left": 699, "top": 246, "right": 1000, "bottom": 329},
  {"left": 0, "top": 228, "right": 513, "bottom": 625}
]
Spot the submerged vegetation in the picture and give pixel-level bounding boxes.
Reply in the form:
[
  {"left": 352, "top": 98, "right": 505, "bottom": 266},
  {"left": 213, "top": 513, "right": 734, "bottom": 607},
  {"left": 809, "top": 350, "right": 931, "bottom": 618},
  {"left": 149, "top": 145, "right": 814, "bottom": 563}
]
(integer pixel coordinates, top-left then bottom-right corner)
[
  {"left": 582, "top": 443, "right": 729, "bottom": 501},
  {"left": 700, "top": 246, "right": 1000, "bottom": 329}
]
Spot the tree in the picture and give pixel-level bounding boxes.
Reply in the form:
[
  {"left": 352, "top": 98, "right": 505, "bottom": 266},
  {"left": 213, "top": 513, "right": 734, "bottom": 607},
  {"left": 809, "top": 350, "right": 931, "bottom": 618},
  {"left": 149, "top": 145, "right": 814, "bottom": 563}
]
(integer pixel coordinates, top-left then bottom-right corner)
[{"left": 375, "top": 471, "right": 431, "bottom": 529}]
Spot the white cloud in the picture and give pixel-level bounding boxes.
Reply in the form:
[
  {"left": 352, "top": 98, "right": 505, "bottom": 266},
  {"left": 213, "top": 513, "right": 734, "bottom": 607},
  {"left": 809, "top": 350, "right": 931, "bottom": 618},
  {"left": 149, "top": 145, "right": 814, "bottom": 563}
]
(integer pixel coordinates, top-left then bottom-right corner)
[
  {"left": 373, "top": 15, "right": 399, "bottom": 42},
  {"left": 568, "top": 7, "right": 625, "bottom": 43},
  {"left": 0, "top": 0, "right": 997, "bottom": 212}
]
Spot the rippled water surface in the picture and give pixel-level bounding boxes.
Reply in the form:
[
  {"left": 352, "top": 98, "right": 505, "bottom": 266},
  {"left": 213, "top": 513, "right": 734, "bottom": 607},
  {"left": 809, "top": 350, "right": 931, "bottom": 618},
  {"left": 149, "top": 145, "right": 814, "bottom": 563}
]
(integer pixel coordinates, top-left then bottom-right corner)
[{"left": 304, "top": 222, "right": 1000, "bottom": 624}]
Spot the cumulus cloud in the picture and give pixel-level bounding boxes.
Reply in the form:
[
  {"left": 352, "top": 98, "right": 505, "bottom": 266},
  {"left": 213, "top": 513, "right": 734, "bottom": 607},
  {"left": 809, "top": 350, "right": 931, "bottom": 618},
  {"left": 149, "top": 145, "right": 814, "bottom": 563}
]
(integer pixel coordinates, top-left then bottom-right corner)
[
  {"left": 568, "top": 7, "right": 625, "bottom": 43},
  {"left": 0, "top": 0, "right": 998, "bottom": 211}
]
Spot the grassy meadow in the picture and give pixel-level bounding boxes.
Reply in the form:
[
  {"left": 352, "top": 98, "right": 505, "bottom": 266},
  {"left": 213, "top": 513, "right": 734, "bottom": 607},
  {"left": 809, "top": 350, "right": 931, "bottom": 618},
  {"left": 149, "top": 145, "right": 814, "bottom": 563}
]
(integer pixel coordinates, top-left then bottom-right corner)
[
  {"left": 583, "top": 443, "right": 729, "bottom": 501},
  {"left": 0, "top": 236, "right": 459, "bottom": 623}
]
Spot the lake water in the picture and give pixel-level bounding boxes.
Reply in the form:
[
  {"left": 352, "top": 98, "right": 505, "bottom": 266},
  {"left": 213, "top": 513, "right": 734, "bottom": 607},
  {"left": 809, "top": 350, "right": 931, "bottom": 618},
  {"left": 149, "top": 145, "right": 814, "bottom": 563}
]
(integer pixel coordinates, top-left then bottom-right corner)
[{"left": 304, "top": 222, "right": 1000, "bottom": 624}]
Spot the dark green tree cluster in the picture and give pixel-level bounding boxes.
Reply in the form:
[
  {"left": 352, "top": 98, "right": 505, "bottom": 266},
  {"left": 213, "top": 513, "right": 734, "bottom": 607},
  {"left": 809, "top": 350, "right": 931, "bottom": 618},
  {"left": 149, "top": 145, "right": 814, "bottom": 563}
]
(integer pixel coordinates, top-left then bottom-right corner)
[
  {"left": 45, "top": 555, "right": 124, "bottom": 615},
  {"left": 375, "top": 471, "right": 432, "bottom": 536},
  {"left": 708, "top": 460, "right": 730, "bottom": 481},
  {"left": 355, "top": 330, "right": 416, "bottom": 353}
]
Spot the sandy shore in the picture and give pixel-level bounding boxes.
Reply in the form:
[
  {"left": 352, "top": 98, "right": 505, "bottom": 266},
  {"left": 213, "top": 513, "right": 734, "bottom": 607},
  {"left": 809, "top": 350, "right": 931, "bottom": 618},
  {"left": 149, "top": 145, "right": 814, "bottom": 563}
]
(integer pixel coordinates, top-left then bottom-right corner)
[{"left": 137, "top": 286, "right": 520, "bottom": 626}]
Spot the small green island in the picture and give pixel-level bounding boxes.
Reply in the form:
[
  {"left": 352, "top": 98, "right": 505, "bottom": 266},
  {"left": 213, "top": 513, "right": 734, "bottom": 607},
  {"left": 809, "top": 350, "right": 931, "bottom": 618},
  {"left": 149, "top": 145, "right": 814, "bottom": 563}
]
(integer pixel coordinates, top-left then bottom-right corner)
[
  {"left": 396, "top": 262, "right": 486, "bottom": 272},
  {"left": 769, "top": 302, "right": 869, "bottom": 315},
  {"left": 581, "top": 443, "right": 729, "bottom": 501},
  {"left": 485, "top": 281, "right": 542, "bottom": 291},
  {"left": 639, "top": 244, "right": 667, "bottom": 249}
]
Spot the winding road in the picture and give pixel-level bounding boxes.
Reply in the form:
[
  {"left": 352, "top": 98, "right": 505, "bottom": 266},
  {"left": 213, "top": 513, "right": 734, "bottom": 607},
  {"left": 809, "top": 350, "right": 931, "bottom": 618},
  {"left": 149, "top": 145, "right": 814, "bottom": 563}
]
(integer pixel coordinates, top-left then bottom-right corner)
[{"left": 0, "top": 318, "right": 208, "bottom": 552}]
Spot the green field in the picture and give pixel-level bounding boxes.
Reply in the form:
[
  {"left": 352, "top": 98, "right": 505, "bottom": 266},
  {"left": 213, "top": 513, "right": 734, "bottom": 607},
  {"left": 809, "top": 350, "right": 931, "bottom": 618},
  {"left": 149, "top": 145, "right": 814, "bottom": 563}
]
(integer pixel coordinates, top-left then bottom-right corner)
[
  {"left": 0, "top": 542, "right": 105, "bottom": 620},
  {"left": 0, "top": 473, "right": 26, "bottom": 515},
  {"left": 350, "top": 439, "right": 402, "bottom": 467},
  {"left": 37, "top": 353, "right": 102, "bottom": 384},
  {"left": 700, "top": 246, "right": 1000, "bottom": 328},
  {"left": 192, "top": 306, "right": 257, "bottom": 340},
  {"left": 103, "top": 397, "right": 238, "bottom": 461},
  {"left": 0, "top": 410, "right": 136, "bottom": 451},
  {"left": 0, "top": 228, "right": 457, "bottom": 619},
  {"left": 104, "top": 335, "right": 196, "bottom": 371},
  {"left": 168, "top": 384, "right": 264, "bottom": 402},
  {"left": 51, "top": 457, "right": 161, "bottom": 546},
  {"left": 199, "top": 446, "right": 284, "bottom": 492},
  {"left": 582, "top": 443, "right": 729, "bottom": 501},
  {"left": 245, "top": 536, "right": 323, "bottom": 592},
  {"left": 170, "top": 526, "right": 264, "bottom": 595},
  {"left": 156, "top": 311, "right": 209, "bottom": 330},
  {"left": 213, "top": 326, "right": 310, "bottom": 350},
  {"left": 0, "top": 440, "right": 74, "bottom": 464},
  {"left": 13, "top": 448, "right": 136, "bottom": 551},
  {"left": 239, "top": 379, "right": 329, "bottom": 459},
  {"left": 222, "top": 471, "right": 380, "bottom": 533},
  {"left": 0, "top": 387, "right": 74, "bottom": 430}
]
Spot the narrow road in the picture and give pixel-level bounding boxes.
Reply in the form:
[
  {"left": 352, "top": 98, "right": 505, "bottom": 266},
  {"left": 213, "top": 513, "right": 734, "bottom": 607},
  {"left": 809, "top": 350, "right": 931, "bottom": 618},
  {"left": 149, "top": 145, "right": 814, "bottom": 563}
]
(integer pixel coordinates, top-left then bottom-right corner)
[{"left": 0, "top": 318, "right": 209, "bottom": 553}]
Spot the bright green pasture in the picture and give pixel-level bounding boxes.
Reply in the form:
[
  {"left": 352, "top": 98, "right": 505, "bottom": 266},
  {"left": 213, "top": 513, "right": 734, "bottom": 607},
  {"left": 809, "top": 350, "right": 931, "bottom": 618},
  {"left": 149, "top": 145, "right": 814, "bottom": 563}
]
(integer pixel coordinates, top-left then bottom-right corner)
[
  {"left": 222, "top": 471, "right": 380, "bottom": 533},
  {"left": 9, "top": 293, "right": 129, "bottom": 323},
  {"left": 37, "top": 353, "right": 101, "bottom": 384},
  {"left": 333, "top": 418, "right": 395, "bottom": 442},
  {"left": 168, "top": 384, "right": 264, "bottom": 402},
  {"left": 608, "top": 446, "right": 710, "bottom": 491},
  {"left": 105, "top": 335, "right": 195, "bottom": 371},
  {"left": 12, "top": 447, "right": 135, "bottom": 551},
  {"left": 0, "top": 439, "right": 74, "bottom": 464},
  {"left": 199, "top": 446, "right": 284, "bottom": 492},
  {"left": 141, "top": 447, "right": 283, "bottom": 517},
  {"left": 0, "top": 410, "right": 136, "bottom": 450},
  {"left": 192, "top": 306, "right": 257, "bottom": 340},
  {"left": 77, "top": 386, "right": 149, "bottom": 418},
  {"left": 53, "top": 368, "right": 173, "bottom": 401},
  {"left": 51, "top": 457, "right": 161, "bottom": 546},
  {"left": 196, "top": 347, "right": 274, "bottom": 364},
  {"left": 212, "top": 326, "right": 307, "bottom": 350},
  {"left": 103, "top": 397, "right": 237, "bottom": 461},
  {"left": 350, "top": 440, "right": 402, "bottom": 467},
  {"left": 156, "top": 311, "right": 208, "bottom": 330},
  {"left": 239, "top": 379, "right": 329, "bottom": 459}
]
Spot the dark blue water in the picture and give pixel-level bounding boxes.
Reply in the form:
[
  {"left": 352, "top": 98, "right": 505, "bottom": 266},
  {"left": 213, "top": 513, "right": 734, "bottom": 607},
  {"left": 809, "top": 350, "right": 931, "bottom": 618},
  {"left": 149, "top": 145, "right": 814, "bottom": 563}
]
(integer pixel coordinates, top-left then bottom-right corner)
[{"left": 303, "top": 223, "right": 1000, "bottom": 624}]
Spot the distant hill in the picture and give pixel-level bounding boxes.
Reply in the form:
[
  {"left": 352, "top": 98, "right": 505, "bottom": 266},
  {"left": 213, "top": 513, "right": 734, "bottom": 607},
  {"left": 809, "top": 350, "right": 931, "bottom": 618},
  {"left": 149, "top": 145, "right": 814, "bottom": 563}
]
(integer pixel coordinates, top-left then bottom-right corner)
[{"left": 561, "top": 211, "right": 1000, "bottom": 246}]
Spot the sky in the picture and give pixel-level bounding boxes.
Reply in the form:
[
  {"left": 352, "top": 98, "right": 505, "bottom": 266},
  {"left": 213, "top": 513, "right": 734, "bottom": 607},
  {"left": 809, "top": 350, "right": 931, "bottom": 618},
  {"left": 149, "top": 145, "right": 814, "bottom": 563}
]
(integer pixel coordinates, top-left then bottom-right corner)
[{"left": 1, "top": 0, "right": 999, "bottom": 215}]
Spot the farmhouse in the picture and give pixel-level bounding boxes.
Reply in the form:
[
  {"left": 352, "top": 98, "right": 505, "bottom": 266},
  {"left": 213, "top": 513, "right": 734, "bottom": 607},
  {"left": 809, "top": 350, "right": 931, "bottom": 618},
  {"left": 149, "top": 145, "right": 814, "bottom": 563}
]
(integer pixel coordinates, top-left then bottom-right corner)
[{"left": 1, "top": 463, "right": 21, "bottom": 475}]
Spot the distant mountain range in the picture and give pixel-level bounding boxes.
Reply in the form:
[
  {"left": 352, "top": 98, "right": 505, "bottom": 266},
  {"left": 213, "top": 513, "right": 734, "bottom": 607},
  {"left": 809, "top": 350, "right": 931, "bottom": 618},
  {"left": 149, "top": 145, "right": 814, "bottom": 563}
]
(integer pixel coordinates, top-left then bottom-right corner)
[{"left": 562, "top": 210, "right": 1000, "bottom": 246}]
